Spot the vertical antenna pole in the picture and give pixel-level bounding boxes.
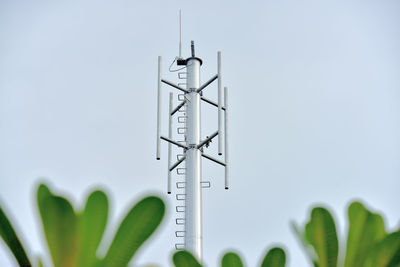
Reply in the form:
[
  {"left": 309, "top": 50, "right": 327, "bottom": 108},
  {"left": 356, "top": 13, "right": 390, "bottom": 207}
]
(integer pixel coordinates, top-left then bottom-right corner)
[
  {"left": 157, "top": 56, "right": 162, "bottom": 160},
  {"left": 217, "top": 51, "right": 222, "bottom": 155},
  {"left": 179, "top": 10, "right": 182, "bottom": 58},
  {"left": 224, "top": 87, "right": 229, "bottom": 189},
  {"left": 168, "top": 92, "right": 173, "bottom": 194},
  {"left": 191, "top": 41, "right": 195, "bottom": 57}
]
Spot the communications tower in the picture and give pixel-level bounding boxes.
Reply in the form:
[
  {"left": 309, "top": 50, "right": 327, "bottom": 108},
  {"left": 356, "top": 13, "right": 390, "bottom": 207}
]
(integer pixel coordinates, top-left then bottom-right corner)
[{"left": 156, "top": 18, "right": 229, "bottom": 262}]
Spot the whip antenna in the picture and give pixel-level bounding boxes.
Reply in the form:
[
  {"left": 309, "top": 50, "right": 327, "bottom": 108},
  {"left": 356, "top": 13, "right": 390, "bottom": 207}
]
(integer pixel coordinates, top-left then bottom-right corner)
[{"left": 179, "top": 10, "right": 182, "bottom": 59}]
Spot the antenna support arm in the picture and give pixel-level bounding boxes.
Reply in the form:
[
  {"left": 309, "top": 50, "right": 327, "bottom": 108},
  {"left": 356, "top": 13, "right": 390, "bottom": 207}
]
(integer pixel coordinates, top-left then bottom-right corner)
[
  {"left": 201, "top": 153, "right": 226, "bottom": 167},
  {"left": 161, "top": 136, "right": 188, "bottom": 150},
  {"left": 171, "top": 100, "right": 186, "bottom": 116},
  {"left": 197, "top": 131, "right": 219, "bottom": 149},
  {"left": 169, "top": 156, "right": 186, "bottom": 172},
  {"left": 200, "top": 96, "right": 226, "bottom": 111},
  {"left": 197, "top": 74, "right": 218, "bottom": 93},
  {"left": 161, "top": 79, "right": 188, "bottom": 93}
]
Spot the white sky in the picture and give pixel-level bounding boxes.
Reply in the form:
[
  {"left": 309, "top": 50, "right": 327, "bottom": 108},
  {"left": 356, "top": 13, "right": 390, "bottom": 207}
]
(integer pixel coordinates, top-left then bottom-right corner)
[{"left": 1, "top": 0, "right": 399, "bottom": 266}]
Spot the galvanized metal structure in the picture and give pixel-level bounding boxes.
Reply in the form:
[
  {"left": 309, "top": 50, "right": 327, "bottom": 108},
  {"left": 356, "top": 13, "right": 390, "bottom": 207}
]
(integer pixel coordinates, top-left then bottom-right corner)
[{"left": 156, "top": 36, "right": 228, "bottom": 262}]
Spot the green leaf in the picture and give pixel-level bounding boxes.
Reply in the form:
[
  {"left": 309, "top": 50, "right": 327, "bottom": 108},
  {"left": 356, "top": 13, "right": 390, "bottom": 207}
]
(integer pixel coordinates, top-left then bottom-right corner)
[
  {"left": 173, "top": 250, "right": 202, "bottom": 267},
  {"left": 77, "top": 190, "right": 108, "bottom": 267},
  {"left": 364, "top": 231, "right": 400, "bottom": 267},
  {"left": 37, "top": 184, "right": 79, "bottom": 267},
  {"left": 305, "top": 207, "right": 338, "bottom": 267},
  {"left": 0, "top": 205, "right": 32, "bottom": 267},
  {"left": 37, "top": 256, "right": 44, "bottom": 267},
  {"left": 101, "top": 196, "right": 165, "bottom": 266},
  {"left": 261, "top": 247, "right": 286, "bottom": 267},
  {"left": 291, "top": 221, "right": 318, "bottom": 266},
  {"left": 344, "top": 201, "right": 386, "bottom": 267},
  {"left": 221, "top": 252, "right": 244, "bottom": 267}
]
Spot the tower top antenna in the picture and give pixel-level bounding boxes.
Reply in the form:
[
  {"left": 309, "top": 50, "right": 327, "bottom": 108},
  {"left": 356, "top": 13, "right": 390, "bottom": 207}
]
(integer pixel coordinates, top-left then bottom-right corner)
[
  {"left": 191, "top": 40, "right": 195, "bottom": 57},
  {"left": 179, "top": 10, "right": 182, "bottom": 58}
]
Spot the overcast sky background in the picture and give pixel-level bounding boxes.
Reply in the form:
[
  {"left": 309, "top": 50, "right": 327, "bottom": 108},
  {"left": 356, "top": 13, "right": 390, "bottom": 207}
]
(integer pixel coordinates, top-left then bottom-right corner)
[{"left": 1, "top": 0, "right": 399, "bottom": 266}]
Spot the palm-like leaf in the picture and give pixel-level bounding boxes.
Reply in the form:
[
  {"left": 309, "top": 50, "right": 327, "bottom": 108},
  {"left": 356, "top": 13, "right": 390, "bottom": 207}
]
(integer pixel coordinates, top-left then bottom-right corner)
[
  {"left": 101, "top": 196, "right": 165, "bottom": 266},
  {"left": 37, "top": 184, "right": 79, "bottom": 267},
  {"left": 173, "top": 250, "right": 202, "bottom": 267},
  {"left": 292, "top": 221, "right": 318, "bottom": 266},
  {"left": 261, "top": 247, "right": 286, "bottom": 267},
  {"left": 363, "top": 231, "right": 400, "bottom": 267},
  {"left": 36, "top": 184, "right": 165, "bottom": 267},
  {"left": 344, "top": 201, "right": 386, "bottom": 267},
  {"left": 0, "top": 205, "right": 32, "bottom": 267},
  {"left": 294, "top": 201, "right": 400, "bottom": 267},
  {"left": 221, "top": 252, "right": 244, "bottom": 267},
  {"left": 77, "top": 190, "right": 108, "bottom": 267},
  {"left": 304, "top": 207, "right": 338, "bottom": 267},
  {"left": 0, "top": 183, "right": 167, "bottom": 267}
]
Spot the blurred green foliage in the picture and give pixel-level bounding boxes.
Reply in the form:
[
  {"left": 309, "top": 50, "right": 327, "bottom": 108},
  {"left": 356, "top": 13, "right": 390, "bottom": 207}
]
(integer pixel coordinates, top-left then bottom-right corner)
[
  {"left": 260, "top": 247, "right": 286, "bottom": 267},
  {"left": 221, "top": 252, "right": 244, "bottom": 267},
  {"left": 173, "top": 250, "right": 202, "bottom": 267},
  {"left": 1, "top": 183, "right": 165, "bottom": 267},
  {"left": 172, "top": 248, "right": 286, "bottom": 267},
  {"left": 0, "top": 206, "right": 31, "bottom": 266},
  {"left": 293, "top": 201, "right": 400, "bottom": 267},
  {"left": 1, "top": 183, "right": 399, "bottom": 267}
]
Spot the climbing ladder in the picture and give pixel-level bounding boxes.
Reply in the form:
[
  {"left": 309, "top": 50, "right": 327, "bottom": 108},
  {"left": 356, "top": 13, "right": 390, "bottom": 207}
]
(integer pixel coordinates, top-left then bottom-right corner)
[
  {"left": 171, "top": 67, "right": 213, "bottom": 250},
  {"left": 175, "top": 69, "right": 187, "bottom": 250}
]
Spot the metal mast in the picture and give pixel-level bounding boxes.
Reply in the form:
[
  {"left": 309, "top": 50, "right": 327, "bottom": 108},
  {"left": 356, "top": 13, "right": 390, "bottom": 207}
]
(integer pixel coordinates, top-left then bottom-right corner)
[
  {"left": 185, "top": 42, "right": 203, "bottom": 258},
  {"left": 157, "top": 38, "right": 228, "bottom": 262}
]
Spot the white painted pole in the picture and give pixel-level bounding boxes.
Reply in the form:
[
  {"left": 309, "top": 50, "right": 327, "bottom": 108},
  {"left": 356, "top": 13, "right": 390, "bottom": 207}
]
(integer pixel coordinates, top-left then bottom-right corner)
[
  {"left": 157, "top": 56, "right": 162, "bottom": 160},
  {"left": 224, "top": 87, "right": 229, "bottom": 189},
  {"left": 217, "top": 52, "right": 222, "bottom": 155},
  {"left": 185, "top": 57, "right": 202, "bottom": 261},
  {"left": 168, "top": 92, "right": 173, "bottom": 194}
]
